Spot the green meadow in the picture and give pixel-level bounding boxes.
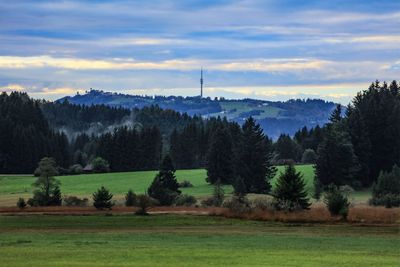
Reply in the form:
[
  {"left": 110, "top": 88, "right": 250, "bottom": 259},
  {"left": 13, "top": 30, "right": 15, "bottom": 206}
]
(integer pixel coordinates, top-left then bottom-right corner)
[
  {"left": 0, "top": 165, "right": 369, "bottom": 206},
  {"left": 0, "top": 215, "right": 399, "bottom": 267}
]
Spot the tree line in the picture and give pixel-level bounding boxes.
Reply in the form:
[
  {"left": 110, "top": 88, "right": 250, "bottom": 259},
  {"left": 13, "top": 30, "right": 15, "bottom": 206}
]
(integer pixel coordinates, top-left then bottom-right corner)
[{"left": 1, "top": 80, "right": 399, "bottom": 196}]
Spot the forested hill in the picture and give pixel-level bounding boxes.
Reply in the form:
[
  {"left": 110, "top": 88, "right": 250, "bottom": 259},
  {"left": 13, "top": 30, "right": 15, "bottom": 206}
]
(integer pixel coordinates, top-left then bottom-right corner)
[{"left": 58, "top": 90, "right": 337, "bottom": 138}]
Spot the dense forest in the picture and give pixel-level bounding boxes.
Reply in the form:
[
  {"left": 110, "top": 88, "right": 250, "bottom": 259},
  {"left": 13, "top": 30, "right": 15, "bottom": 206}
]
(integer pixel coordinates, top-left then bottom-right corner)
[{"left": 0, "top": 81, "right": 399, "bottom": 193}]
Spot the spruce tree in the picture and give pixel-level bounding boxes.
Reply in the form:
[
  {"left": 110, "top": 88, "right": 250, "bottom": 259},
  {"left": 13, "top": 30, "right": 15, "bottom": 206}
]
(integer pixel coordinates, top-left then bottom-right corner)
[
  {"left": 273, "top": 164, "right": 310, "bottom": 211},
  {"left": 206, "top": 127, "right": 234, "bottom": 184},
  {"left": 329, "top": 104, "right": 342, "bottom": 123},
  {"left": 237, "top": 117, "right": 276, "bottom": 194},
  {"left": 233, "top": 176, "right": 247, "bottom": 198},
  {"left": 315, "top": 125, "right": 360, "bottom": 187},
  {"left": 49, "top": 185, "right": 62, "bottom": 206},
  {"left": 125, "top": 189, "right": 137, "bottom": 207},
  {"left": 212, "top": 182, "right": 225, "bottom": 207},
  {"left": 147, "top": 155, "right": 181, "bottom": 205},
  {"left": 93, "top": 186, "right": 114, "bottom": 210}
]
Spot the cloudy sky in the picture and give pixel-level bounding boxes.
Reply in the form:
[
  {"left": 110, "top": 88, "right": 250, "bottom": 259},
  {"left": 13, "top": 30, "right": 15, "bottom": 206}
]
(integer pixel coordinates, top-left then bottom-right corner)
[{"left": 0, "top": 0, "right": 399, "bottom": 103}]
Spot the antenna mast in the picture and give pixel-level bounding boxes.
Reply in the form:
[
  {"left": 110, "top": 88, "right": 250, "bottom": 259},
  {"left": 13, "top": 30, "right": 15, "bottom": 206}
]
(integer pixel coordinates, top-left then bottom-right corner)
[{"left": 200, "top": 68, "right": 203, "bottom": 98}]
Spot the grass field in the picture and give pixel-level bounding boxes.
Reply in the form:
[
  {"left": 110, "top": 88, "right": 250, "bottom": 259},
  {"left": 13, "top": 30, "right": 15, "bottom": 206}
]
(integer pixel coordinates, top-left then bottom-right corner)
[
  {"left": 0, "top": 214, "right": 398, "bottom": 267},
  {"left": 208, "top": 101, "right": 282, "bottom": 120},
  {"left": 0, "top": 164, "right": 370, "bottom": 206},
  {"left": 0, "top": 165, "right": 316, "bottom": 206}
]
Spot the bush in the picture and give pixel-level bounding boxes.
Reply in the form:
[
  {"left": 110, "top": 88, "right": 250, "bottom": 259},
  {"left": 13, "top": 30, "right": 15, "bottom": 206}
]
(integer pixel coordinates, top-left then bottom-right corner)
[
  {"left": 27, "top": 198, "right": 36, "bottom": 207},
  {"left": 135, "top": 194, "right": 154, "bottom": 215},
  {"left": 178, "top": 180, "right": 193, "bottom": 188},
  {"left": 301, "top": 149, "right": 317, "bottom": 164},
  {"left": 68, "top": 164, "right": 83, "bottom": 175},
  {"left": 324, "top": 184, "right": 350, "bottom": 219},
  {"left": 370, "top": 165, "right": 400, "bottom": 208},
  {"left": 223, "top": 196, "right": 252, "bottom": 214},
  {"left": 17, "top": 198, "right": 26, "bottom": 209},
  {"left": 369, "top": 194, "right": 400, "bottom": 208},
  {"left": 125, "top": 190, "right": 137, "bottom": 207},
  {"left": 251, "top": 197, "right": 274, "bottom": 211},
  {"left": 91, "top": 157, "right": 110, "bottom": 173},
  {"left": 148, "top": 177, "right": 179, "bottom": 206},
  {"left": 93, "top": 186, "right": 114, "bottom": 210},
  {"left": 175, "top": 194, "right": 197, "bottom": 206},
  {"left": 202, "top": 183, "right": 225, "bottom": 207},
  {"left": 63, "top": 196, "right": 88, "bottom": 207}
]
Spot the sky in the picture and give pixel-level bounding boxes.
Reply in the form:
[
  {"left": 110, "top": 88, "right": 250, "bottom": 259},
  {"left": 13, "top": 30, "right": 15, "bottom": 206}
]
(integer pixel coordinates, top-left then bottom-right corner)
[{"left": 0, "top": 0, "right": 399, "bottom": 103}]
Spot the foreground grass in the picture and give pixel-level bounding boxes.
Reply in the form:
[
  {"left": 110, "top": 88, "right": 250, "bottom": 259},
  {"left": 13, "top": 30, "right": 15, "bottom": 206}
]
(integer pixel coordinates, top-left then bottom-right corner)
[{"left": 0, "top": 215, "right": 398, "bottom": 267}]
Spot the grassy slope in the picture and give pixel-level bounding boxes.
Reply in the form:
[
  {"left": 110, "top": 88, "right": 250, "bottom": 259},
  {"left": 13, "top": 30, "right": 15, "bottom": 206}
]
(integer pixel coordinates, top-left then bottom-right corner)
[
  {"left": 0, "top": 165, "right": 316, "bottom": 206},
  {"left": 0, "top": 215, "right": 399, "bottom": 267},
  {"left": 207, "top": 101, "right": 282, "bottom": 120}
]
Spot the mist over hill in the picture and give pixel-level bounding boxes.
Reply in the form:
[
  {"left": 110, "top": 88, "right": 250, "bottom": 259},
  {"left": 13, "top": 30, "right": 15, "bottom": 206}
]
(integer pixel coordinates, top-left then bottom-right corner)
[{"left": 59, "top": 90, "right": 337, "bottom": 139}]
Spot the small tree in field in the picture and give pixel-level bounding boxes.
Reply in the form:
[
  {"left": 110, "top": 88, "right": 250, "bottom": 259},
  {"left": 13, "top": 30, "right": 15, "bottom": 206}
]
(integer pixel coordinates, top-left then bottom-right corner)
[
  {"left": 212, "top": 182, "right": 225, "bottom": 207},
  {"left": 93, "top": 186, "right": 114, "bottom": 210},
  {"left": 148, "top": 155, "right": 181, "bottom": 205},
  {"left": 370, "top": 165, "right": 400, "bottom": 208},
  {"left": 135, "top": 194, "right": 153, "bottom": 215},
  {"left": 273, "top": 164, "right": 310, "bottom": 211},
  {"left": 125, "top": 190, "right": 137, "bottom": 207},
  {"left": 17, "top": 198, "right": 26, "bottom": 209},
  {"left": 324, "top": 184, "right": 350, "bottom": 219},
  {"left": 29, "top": 157, "right": 62, "bottom": 206},
  {"left": 233, "top": 176, "right": 247, "bottom": 199},
  {"left": 49, "top": 185, "right": 62, "bottom": 206}
]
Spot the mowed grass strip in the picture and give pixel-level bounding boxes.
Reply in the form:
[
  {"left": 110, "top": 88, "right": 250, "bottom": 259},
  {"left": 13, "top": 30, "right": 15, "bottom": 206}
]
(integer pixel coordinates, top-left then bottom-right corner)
[{"left": 0, "top": 215, "right": 399, "bottom": 267}]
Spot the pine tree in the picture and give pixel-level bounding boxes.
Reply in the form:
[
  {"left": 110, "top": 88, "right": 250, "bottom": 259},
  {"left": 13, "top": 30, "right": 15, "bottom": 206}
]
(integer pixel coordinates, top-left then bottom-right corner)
[
  {"left": 147, "top": 155, "right": 181, "bottom": 205},
  {"left": 125, "top": 189, "right": 137, "bottom": 207},
  {"left": 237, "top": 117, "right": 276, "bottom": 194},
  {"left": 275, "top": 134, "right": 301, "bottom": 162},
  {"left": 50, "top": 185, "right": 62, "bottom": 206},
  {"left": 315, "top": 125, "right": 360, "bottom": 187},
  {"left": 329, "top": 104, "right": 342, "bottom": 123},
  {"left": 212, "top": 182, "right": 225, "bottom": 207},
  {"left": 273, "top": 164, "right": 310, "bottom": 211},
  {"left": 206, "top": 127, "right": 234, "bottom": 184},
  {"left": 93, "top": 186, "right": 114, "bottom": 210},
  {"left": 233, "top": 176, "right": 247, "bottom": 198}
]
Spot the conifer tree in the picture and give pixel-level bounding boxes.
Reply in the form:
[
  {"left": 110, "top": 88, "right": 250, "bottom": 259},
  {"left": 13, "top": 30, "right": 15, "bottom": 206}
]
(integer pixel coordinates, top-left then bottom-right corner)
[
  {"left": 93, "top": 186, "right": 114, "bottom": 210},
  {"left": 147, "top": 155, "right": 181, "bottom": 205},
  {"left": 212, "top": 181, "right": 225, "bottom": 207},
  {"left": 206, "top": 127, "right": 234, "bottom": 184},
  {"left": 329, "top": 104, "right": 342, "bottom": 123},
  {"left": 233, "top": 176, "right": 247, "bottom": 198},
  {"left": 315, "top": 124, "right": 360, "bottom": 187},
  {"left": 50, "top": 185, "right": 62, "bottom": 206},
  {"left": 237, "top": 117, "right": 276, "bottom": 194},
  {"left": 273, "top": 164, "right": 310, "bottom": 211},
  {"left": 125, "top": 189, "right": 137, "bottom": 207}
]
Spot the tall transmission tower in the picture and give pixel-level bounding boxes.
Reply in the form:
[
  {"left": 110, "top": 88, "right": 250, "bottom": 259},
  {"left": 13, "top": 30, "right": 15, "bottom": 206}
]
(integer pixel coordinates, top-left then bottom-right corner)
[{"left": 200, "top": 68, "right": 203, "bottom": 98}]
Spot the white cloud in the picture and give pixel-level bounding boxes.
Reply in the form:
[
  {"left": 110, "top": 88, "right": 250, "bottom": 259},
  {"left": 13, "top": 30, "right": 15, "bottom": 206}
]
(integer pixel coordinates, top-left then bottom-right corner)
[{"left": 0, "top": 55, "right": 328, "bottom": 73}]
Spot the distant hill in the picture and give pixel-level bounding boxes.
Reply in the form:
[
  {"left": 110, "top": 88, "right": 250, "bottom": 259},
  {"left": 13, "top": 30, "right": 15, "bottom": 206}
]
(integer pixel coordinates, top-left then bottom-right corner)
[{"left": 58, "top": 90, "right": 337, "bottom": 138}]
